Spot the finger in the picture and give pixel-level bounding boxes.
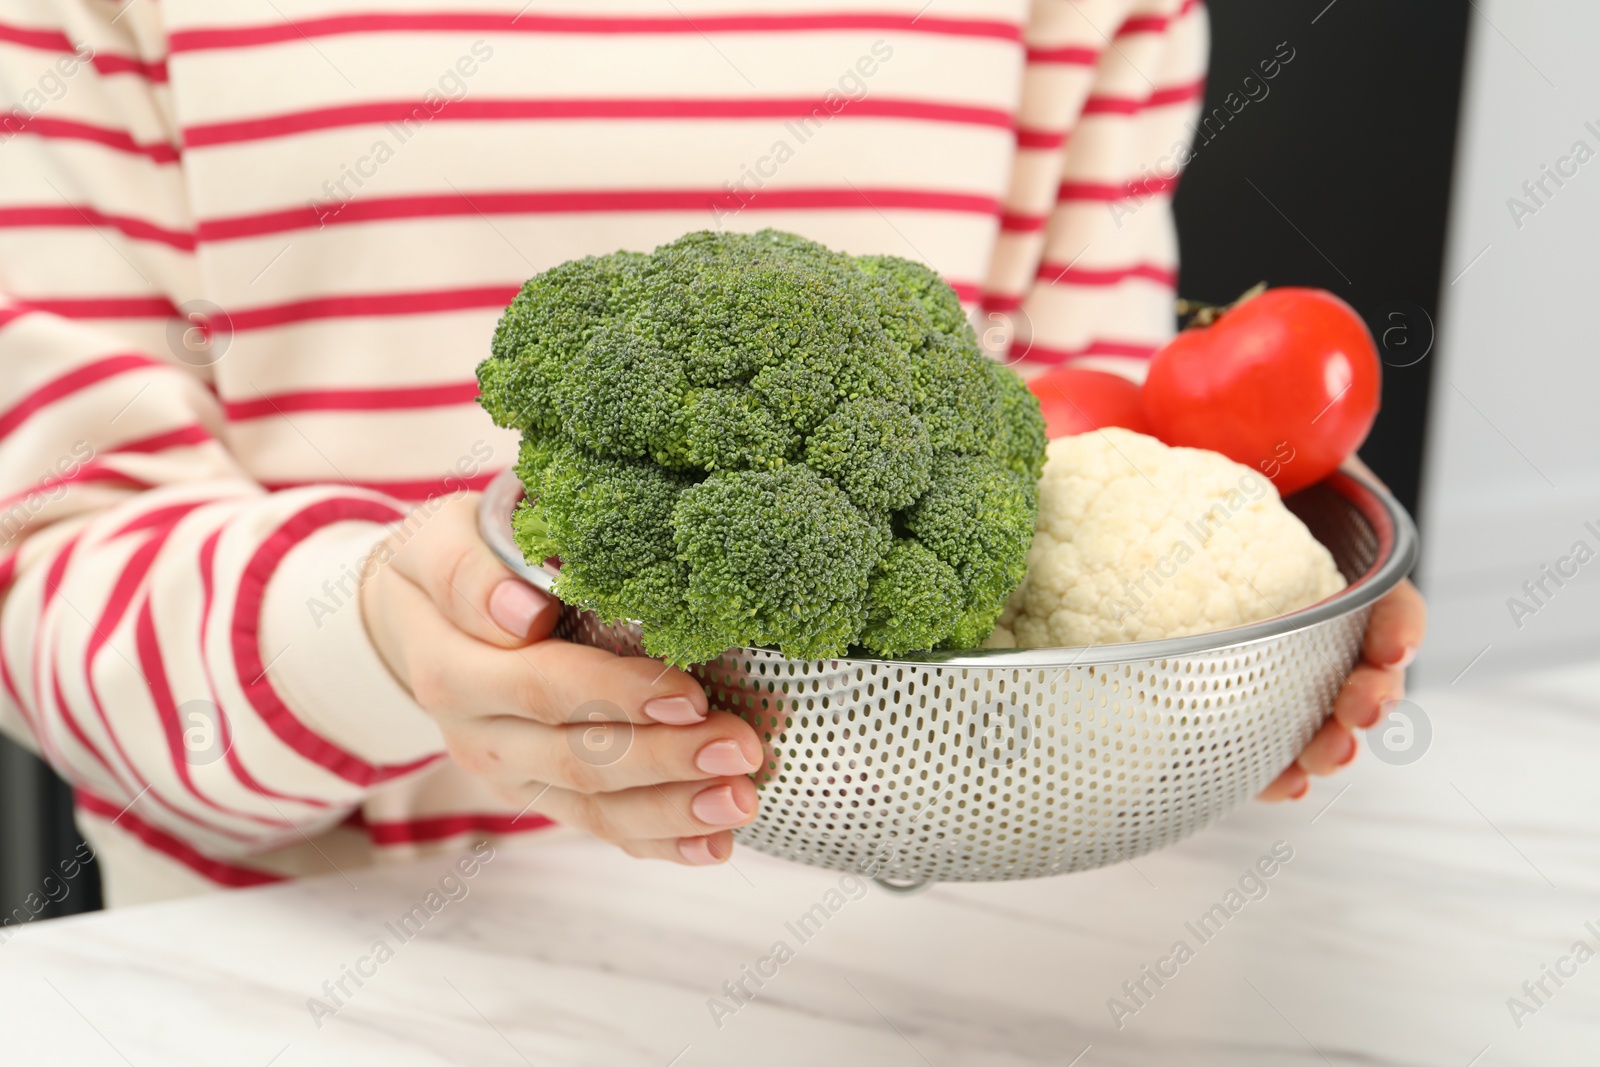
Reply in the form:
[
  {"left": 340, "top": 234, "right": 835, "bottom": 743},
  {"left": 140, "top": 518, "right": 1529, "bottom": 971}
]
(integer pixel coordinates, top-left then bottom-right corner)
[
  {"left": 1331, "top": 663, "right": 1406, "bottom": 732},
  {"left": 465, "top": 713, "right": 763, "bottom": 793},
  {"left": 522, "top": 640, "right": 713, "bottom": 725},
  {"left": 1361, "top": 579, "right": 1426, "bottom": 669},
  {"left": 1258, "top": 763, "right": 1310, "bottom": 802},
  {"left": 402, "top": 603, "right": 713, "bottom": 727},
  {"left": 383, "top": 493, "right": 560, "bottom": 648},
  {"left": 531, "top": 777, "right": 759, "bottom": 842},
  {"left": 619, "top": 832, "right": 736, "bottom": 866},
  {"left": 1296, "top": 718, "right": 1358, "bottom": 778}
]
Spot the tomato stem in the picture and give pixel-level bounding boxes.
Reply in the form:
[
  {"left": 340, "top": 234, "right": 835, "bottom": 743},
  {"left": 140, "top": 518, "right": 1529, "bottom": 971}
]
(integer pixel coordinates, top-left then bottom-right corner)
[{"left": 1176, "top": 281, "right": 1268, "bottom": 328}]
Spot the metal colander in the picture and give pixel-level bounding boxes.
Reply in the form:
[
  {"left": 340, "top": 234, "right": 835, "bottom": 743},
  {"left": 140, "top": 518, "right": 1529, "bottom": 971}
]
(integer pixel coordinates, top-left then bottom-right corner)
[{"left": 479, "top": 467, "right": 1417, "bottom": 890}]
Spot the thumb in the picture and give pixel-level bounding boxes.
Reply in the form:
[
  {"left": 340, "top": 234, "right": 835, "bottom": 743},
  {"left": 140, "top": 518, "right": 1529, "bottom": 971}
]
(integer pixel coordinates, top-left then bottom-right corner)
[{"left": 381, "top": 492, "right": 562, "bottom": 648}]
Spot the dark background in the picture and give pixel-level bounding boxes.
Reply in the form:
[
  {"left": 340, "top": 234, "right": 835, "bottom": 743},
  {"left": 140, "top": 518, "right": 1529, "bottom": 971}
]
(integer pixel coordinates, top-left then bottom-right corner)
[
  {"left": 0, "top": 0, "right": 1473, "bottom": 922},
  {"left": 1, "top": 743, "right": 99, "bottom": 922},
  {"left": 1173, "top": 0, "right": 1473, "bottom": 518}
]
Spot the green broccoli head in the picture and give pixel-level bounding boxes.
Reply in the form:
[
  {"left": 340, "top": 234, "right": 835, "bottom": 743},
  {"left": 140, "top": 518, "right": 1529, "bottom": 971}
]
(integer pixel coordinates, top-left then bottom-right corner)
[{"left": 478, "top": 229, "right": 1045, "bottom": 664}]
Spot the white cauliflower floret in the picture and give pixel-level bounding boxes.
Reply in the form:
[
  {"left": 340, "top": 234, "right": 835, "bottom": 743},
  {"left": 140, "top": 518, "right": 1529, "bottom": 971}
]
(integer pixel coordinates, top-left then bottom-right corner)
[{"left": 989, "top": 428, "right": 1346, "bottom": 648}]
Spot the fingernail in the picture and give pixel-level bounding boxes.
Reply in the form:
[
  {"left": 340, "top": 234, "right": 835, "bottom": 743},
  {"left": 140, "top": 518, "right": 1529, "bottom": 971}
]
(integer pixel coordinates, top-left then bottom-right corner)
[
  {"left": 1291, "top": 780, "right": 1311, "bottom": 800},
  {"left": 678, "top": 836, "right": 723, "bottom": 865},
  {"left": 1336, "top": 730, "right": 1359, "bottom": 766},
  {"left": 1358, "top": 699, "right": 1386, "bottom": 730},
  {"left": 692, "top": 784, "right": 752, "bottom": 826},
  {"left": 489, "top": 580, "right": 548, "bottom": 638},
  {"left": 696, "top": 739, "right": 759, "bottom": 777},
  {"left": 643, "top": 696, "right": 705, "bottom": 725},
  {"left": 1392, "top": 646, "right": 1417, "bottom": 670}
]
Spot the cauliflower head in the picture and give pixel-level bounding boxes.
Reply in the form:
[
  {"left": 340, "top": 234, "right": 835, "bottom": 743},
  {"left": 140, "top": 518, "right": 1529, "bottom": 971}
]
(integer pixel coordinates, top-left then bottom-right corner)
[{"left": 990, "top": 428, "right": 1346, "bottom": 648}]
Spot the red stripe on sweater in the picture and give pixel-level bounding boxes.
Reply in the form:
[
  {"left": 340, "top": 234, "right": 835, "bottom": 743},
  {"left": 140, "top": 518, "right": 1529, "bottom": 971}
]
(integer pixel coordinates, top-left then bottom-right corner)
[
  {"left": 948, "top": 281, "right": 982, "bottom": 304},
  {"left": 112, "top": 424, "right": 215, "bottom": 454},
  {"left": 0, "top": 462, "right": 152, "bottom": 513},
  {"left": 0, "top": 21, "right": 168, "bottom": 80},
  {"left": 0, "top": 113, "right": 180, "bottom": 163},
  {"left": 1082, "top": 79, "right": 1205, "bottom": 116},
  {"left": 1037, "top": 262, "right": 1178, "bottom": 287},
  {"left": 91, "top": 54, "right": 169, "bottom": 81},
  {"left": 184, "top": 96, "right": 1015, "bottom": 148},
  {"left": 0, "top": 20, "right": 69, "bottom": 50},
  {"left": 0, "top": 353, "right": 161, "bottom": 439},
  {"left": 362, "top": 812, "right": 555, "bottom": 846},
  {"left": 199, "top": 187, "right": 1004, "bottom": 242},
  {"left": 1015, "top": 127, "right": 1068, "bottom": 150},
  {"left": 228, "top": 287, "right": 515, "bottom": 331},
  {"left": 196, "top": 529, "right": 335, "bottom": 813},
  {"left": 134, "top": 598, "right": 294, "bottom": 830},
  {"left": 1018, "top": 338, "right": 1162, "bottom": 365},
  {"left": 258, "top": 472, "right": 499, "bottom": 500},
  {"left": 36, "top": 537, "right": 153, "bottom": 805},
  {"left": 75, "top": 788, "right": 285, "bottom": 887},
  {"left": 34, "top": 534, "right": 80, "bottom": 713},
  {"left": 1116, "top": 0, "right": 1202, "bottom": 37},
  {"left": 223, "top": 382, "right": 480, "bottom": 420},
  {"left": 1024, "top": 45, "right": 1098, "bottom": 65},
  {"left": 10, "top": 296, "right": 179, "bottom": 320},
  {"left": 64, "top": 521, "right": 257, "bottom": 845},
  {"left": 109, "top": 502, "right": 209, "bottom": 540},
  {"left": 0, "top": 206, "right": 196, "bottom": 250},
  {"left": 1058, "top": 175, "right": 1180, "bottom": 201},
  {"left": 231, "top": 497, "right": 440, "bottom": 787},
  {"left": 168, "top": 12, "right": 1022, "bottom": 53},
  {"left": 51, "top": 673, "right": 120, "bottom": 790},
  {"left": 999, "top": 211, "right": 1048, "bottom": 232}
]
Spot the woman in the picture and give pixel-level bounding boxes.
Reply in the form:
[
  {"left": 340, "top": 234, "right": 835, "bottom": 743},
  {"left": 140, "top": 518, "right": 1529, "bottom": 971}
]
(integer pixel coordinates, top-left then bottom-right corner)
[{"left": 0, "top": 0, "right": 1423, "bottom": 904}]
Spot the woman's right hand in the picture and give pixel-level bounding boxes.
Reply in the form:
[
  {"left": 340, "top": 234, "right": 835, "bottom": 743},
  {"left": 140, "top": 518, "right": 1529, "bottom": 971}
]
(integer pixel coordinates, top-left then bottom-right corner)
[{"left": 359, "top": 493, "right": 763, "bottom": 865}]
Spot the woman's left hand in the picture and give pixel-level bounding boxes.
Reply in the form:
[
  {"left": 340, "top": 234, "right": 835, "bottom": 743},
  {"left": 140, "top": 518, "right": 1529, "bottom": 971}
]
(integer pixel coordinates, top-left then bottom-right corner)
[{"left": 1258, "top": 577, "right": 1427, "bottom": 800}]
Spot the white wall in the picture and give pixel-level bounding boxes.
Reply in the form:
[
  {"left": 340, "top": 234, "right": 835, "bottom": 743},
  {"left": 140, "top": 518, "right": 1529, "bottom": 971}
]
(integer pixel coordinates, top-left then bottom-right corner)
[{"left": 1417, "top": 2, "right": 1600, "bottom": 685}]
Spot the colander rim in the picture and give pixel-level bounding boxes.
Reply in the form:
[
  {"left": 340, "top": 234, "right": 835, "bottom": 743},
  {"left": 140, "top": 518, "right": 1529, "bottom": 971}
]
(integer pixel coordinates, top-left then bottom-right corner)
[{"left": 478, "top": 463, "right": 1418, "bottom": 670}]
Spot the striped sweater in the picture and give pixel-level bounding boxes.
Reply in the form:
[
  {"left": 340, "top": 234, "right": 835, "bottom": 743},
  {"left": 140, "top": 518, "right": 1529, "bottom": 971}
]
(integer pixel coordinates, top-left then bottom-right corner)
[{"left": 0, "top": 0, "right": 1207, "bottom": 904}]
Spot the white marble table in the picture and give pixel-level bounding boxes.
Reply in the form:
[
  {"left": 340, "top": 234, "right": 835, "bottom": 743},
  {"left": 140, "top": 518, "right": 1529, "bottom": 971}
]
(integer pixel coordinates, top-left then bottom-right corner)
[{"left": 3, "top": 666, "right": 1598, "bottom": 1067}]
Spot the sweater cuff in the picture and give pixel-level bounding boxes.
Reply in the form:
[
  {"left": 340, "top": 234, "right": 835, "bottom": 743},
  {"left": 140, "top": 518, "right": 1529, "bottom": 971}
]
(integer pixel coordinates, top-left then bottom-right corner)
[{"left": 258, "top": 520, "right": 443, "bottom": 766}]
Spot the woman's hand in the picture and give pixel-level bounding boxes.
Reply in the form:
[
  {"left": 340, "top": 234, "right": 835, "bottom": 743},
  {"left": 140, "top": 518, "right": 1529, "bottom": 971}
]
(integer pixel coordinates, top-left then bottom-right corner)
[
  {"left": 359, "top": 493, "right": 763, "bottom": 864},
  {"left": 1259, "top": 459, "right": 1428, "bottom": 800}
]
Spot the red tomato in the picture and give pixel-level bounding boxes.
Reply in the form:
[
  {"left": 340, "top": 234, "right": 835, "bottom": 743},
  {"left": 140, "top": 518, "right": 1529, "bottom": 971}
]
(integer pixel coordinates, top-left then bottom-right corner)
[
  {"left": 1141, "top": 288, "right": 1381, "bottom": 496},
  {"left": 1027, "top": 367, "right": 1151, "bottom": 439}
]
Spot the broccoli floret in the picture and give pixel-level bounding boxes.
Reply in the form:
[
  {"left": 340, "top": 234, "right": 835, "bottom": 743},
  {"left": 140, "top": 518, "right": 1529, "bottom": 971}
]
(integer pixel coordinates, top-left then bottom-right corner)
[
  {"left": 557, "top": 321, "right": 688, "bottom": 460},
  {"left": 857, "top": 254, "right": 971, "bottom": 338},
  {"left": 534, "top": 442, "right": 698, "bottom": 626},
  {"left": 510, "top": 499, "right": 556, "bottom": 563},
  {"left": 483, "top": 251, "right": 646, "bottom": 433},
  {"left": 909, "top": 331, "right": 1004, "bottom": 457},
  {"left": 512, "top": 429, "right": 560, "bottom": 494},
  {"left": 986, "top": 358, "right": 1049, "bottom": 484},
  {"left": 805, "top": 397, "right": 931, "bottom": 512},
  {"left": 862, "top": 541, "right": 964, "bottom": 655},
  {"left": 673, "top": 466, "right": 889, "bottom": 661},
  {"left": 680, "top": 385, "right": 800, "bottom": 472},
  {"left": 904, "top": 454, "right": 1038, "bottom": 648},
  {"left": 478, "top": 229, "right": 1046, "bottom": 664}
]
